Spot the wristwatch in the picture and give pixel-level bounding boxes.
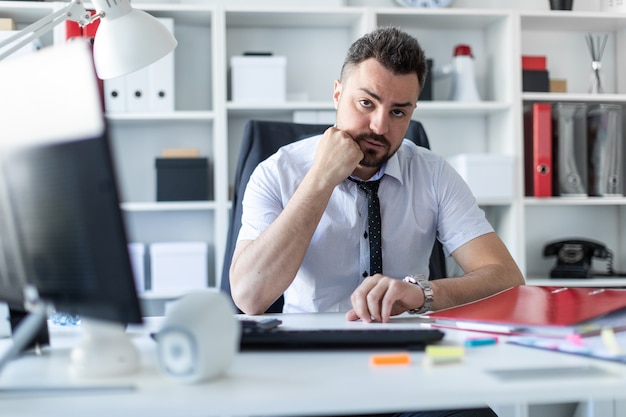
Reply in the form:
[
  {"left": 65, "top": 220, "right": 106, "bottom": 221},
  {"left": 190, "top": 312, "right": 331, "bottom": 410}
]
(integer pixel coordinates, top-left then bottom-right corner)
[{"left": 403, "top": 274, "right": 434, "bottom": 314}]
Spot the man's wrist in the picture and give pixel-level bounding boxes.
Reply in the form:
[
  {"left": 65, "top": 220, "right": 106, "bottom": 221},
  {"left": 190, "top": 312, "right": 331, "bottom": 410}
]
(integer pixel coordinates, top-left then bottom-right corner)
[{"left": 402, "top": 274, "right": 433, "bottom": 314}]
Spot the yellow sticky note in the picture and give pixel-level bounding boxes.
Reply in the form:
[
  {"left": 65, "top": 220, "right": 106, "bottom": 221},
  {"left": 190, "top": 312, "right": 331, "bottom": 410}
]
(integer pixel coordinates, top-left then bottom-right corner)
[
  {"left": 424, "top": 345, "right": 465, "bottom": 365},
  {"left": 601, "top": 328, "right": 622, "bottom": 355}
]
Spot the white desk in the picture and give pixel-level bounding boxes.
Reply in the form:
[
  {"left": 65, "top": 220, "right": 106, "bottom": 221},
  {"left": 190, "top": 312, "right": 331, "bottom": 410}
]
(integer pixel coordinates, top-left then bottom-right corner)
[{"left": 1, "top": 313, "right": 626, "bottom": 417}]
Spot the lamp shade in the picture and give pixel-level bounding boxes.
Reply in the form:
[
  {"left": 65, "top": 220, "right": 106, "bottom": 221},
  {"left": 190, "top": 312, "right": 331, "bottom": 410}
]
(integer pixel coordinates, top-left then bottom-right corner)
[{"left": 92, "top": 0, "right": 177, "bottom": 79}]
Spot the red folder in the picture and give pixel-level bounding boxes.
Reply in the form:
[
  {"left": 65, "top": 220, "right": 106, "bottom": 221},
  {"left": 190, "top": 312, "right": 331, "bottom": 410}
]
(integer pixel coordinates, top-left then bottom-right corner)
[
  {"left": 425, "top": 285, "right": 626, "bottom": 338},
  {"left": 523, "top": 103, "right": 552, "bottom": 197}
]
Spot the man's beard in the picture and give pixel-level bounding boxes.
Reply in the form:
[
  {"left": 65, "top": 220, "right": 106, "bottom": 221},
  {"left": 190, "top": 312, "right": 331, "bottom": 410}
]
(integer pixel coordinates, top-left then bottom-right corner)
[{"left": 355, "top": 132, "right": 392, "bottom": 168}]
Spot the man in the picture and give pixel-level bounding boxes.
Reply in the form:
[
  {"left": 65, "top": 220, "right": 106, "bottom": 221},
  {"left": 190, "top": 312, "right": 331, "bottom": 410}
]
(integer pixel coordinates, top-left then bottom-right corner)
[
  {"left": 230, "top": 25, "right": 523, "bottom": 321},
  {"left": 230, "top": 25, "right": 523, "bottom": 417}
]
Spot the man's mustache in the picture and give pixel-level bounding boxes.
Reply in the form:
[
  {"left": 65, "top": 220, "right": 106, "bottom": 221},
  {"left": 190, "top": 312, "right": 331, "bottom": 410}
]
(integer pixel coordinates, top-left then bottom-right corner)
[{"left": 354, "top": 132, "right": 390, "bottom": 148}]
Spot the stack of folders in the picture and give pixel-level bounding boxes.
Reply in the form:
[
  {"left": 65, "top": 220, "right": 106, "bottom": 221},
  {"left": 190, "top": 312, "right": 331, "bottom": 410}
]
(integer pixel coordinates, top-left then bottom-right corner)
[
  {"left": 424, "top": 285, "right": 626, "bottom": 338},
  {"left": 523, "top": 102, "right": 624, "bottom": 197}
]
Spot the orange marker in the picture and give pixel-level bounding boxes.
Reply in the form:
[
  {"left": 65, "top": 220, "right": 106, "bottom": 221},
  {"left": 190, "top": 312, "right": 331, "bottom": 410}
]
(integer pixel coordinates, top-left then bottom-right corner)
[{"left": 370, "top": 352, "right": 411, "bottom": 366}]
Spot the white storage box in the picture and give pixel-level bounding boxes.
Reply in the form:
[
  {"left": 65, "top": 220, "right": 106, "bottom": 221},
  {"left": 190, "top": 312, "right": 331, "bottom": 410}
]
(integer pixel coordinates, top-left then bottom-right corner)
[
  {"left": 127, "top": 243, "right": 146, "bottom": 293},
  {"left": 150, "top": 242, "right": 208, "bottom": 292},
  {"left": 447, "top": 154, "right": 515, "bottom": 200},
  {"left": 231, "top": 55, "right": 286, "bottom": 103}
]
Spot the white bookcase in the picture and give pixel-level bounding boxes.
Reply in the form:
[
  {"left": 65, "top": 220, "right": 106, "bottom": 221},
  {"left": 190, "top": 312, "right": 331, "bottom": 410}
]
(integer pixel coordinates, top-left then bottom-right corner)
[
  {"left": 4, "top": 3, "right": 626, "bottom": 416},
  {"left": 2, "top": 0, "right": 625, "bottom": 296}
]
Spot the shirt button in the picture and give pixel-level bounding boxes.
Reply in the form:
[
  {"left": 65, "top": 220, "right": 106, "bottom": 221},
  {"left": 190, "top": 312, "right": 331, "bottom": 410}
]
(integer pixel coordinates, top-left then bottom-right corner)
[
  {"left": 362, "top": 271, "right": 368, "bottom": 278},
  {"left": 363, "top": 231, "right": 368, "bottom": 239}
]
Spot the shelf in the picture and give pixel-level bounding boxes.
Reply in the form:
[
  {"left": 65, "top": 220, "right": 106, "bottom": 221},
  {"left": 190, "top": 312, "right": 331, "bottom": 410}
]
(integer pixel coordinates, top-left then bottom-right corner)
[
  {"left": 526, "top": 277, "right": 626, "bottom": 287},
  {"left": 129, "top": 3, "right": 214, "bottom": 25},
  {"left": 520, "top": 11, "right": 626, "bottom": 32},
  {"left": 226, "top": 100, "right": 510, "bottom": 116},
  {"left": 376, "top": 8, "right": 510, "bottom": 30},
  {"left": 107, "top": 111, "right": 215, "bottom": 123},
  {"left": 522, "top": 93, "right": 626, "bottom": 103},
  {"left": 416, "top": 101, "right": 510, "bottom": 116},
  {"left": 524, "top": 197, "right": 626, "bottom": 206},
  {"left": 121, "top": 201, "right": 217, "bottom": 212},
  {"left": 227, "top": 101, "right": 334, "bottom": 116},
  {"left": 225, "top": 8, "right": 365, "bottom": 27}
]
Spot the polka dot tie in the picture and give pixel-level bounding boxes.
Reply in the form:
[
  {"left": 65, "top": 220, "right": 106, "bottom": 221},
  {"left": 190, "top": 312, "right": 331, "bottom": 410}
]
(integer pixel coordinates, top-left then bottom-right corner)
[{"left": 350, "top": 178, "right": 383, "bottom": 275}]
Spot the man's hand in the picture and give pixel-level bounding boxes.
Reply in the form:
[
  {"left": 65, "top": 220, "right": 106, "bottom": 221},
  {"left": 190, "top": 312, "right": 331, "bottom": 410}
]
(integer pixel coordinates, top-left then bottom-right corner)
[
  {"left": 345, "top": 274, "right": 425, "bottom": 323},
  {"left": 309, "top": 127, "right": 363, "bottom": 187}
]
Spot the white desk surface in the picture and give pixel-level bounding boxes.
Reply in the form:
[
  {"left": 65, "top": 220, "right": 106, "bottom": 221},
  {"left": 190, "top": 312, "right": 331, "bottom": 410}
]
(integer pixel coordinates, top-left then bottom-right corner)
[{"left": 1, "top": 312, "right": 626, "bottom": 417}]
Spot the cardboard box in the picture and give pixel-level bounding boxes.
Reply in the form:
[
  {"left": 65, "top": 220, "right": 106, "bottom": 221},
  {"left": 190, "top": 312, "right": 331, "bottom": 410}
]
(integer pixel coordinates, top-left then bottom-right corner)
[
  {"left": 0, "top": 18, "right": 16, "bottom": 30},
  {"left": 156, "top": 157, "right": 209, "bottom": 201},
  {"left": 150, "top": 242, "right": 208, "bottom": 292},
  {"left": 550, "top": 79, "right": 567, "bottom": 93},
  {"left": 447, "top": 154, "right": 515, "bottom": 200},
  {"left": 230, "top": 55, "right": 286, "bottom": 102}
]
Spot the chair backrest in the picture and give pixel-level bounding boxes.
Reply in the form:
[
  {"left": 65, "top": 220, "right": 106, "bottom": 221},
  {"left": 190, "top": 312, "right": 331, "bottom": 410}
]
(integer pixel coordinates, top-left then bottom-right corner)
[{"left": 221, "top": 119, "right": 446, "bottom": 313}]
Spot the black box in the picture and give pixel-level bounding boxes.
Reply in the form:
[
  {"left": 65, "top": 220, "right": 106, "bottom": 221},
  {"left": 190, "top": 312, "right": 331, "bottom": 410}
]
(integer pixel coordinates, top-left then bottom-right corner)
[
  {"left": 156, "top": 157, "right": 209, "bottom": 201},
  {"left": 522, "top": 70, "right": 549, "bottom": 92},
  {"left": 420, "top": 59, "right": 434, "bottom": 101}
]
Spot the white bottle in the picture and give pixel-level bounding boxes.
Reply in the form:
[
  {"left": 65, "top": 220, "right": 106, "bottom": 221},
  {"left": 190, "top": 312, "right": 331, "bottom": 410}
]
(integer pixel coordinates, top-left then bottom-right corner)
[{"left": 449, "top": 44, "right": 481, "bottom": 102}]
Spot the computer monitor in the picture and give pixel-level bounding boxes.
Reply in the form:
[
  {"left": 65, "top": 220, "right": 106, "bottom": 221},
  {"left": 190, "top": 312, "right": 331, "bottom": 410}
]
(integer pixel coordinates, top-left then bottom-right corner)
[{"left": 0, "top": 41, "right": 143, "bottom": 377}]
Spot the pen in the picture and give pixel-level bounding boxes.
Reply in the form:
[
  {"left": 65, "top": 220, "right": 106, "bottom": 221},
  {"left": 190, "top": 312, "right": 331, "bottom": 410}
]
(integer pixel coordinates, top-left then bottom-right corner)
[{"left": 464, "top": 337, "right": 498, "bottom": 347}]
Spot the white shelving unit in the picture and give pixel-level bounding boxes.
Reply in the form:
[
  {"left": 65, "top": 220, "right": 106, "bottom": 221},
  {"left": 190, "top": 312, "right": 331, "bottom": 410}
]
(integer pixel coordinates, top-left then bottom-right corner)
[
  {"left": 2, "top": 1, "right": 625, "bottom": 295},
  {"left": 519, "top": 10, "right": 626, "bottom": 285},
  {"left": 4, "top": 3, "right": 626, "bottom": 415}
]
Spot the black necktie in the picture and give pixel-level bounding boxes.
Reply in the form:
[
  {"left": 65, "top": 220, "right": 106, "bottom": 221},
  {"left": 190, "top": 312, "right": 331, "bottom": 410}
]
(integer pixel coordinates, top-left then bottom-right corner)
[{"left": 350, "top": 178, "right": 383, "bottom": 275}]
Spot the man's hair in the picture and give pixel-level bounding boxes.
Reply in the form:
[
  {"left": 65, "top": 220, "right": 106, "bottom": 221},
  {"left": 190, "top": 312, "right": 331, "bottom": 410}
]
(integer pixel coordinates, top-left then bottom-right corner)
[{"left": 341, "top": 26, "right": 427, "bottom": 91}]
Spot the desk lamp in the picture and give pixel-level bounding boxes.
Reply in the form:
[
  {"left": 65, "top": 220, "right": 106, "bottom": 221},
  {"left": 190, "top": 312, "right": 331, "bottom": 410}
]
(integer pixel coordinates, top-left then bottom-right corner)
[{"left": 0, "top": 0, "right": 177, "bottom": 79}]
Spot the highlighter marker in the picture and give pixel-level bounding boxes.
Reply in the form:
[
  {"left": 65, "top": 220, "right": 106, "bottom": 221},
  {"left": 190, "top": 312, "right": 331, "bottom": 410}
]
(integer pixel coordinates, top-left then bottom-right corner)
[
  {"left": 370, "top": 352, "right": 411, "bottom": 366},
  {"left": 464, "top": 337, "right": 498, "bottom": 348},
  {"left": 370, "top": 353, "right": 411, "bottom": 366}
]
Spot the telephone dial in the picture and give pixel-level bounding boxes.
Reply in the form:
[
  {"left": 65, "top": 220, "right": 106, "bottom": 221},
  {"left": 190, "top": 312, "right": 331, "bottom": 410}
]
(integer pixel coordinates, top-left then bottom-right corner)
[{"left": 543, "top": 238, "right": 623, "bottom": 278}]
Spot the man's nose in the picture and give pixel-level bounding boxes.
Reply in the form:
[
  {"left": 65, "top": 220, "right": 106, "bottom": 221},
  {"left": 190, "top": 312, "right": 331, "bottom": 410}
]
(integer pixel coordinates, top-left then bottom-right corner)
[{"left": 369, "top": 111, "right": 390, "bottom": 136}]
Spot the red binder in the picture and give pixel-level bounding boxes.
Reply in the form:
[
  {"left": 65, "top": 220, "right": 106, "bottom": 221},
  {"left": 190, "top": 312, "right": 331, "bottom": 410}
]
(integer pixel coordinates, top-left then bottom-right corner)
[
  {"left": 524, "top": 103, "right": 553, "bottom": 197},
  {"left": 425, "top": 285, "right": 626, "bottom": 338}
]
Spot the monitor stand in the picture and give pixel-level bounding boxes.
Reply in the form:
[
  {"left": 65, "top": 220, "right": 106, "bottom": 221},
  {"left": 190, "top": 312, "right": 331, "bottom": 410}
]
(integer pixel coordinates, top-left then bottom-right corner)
[
  {"left": 70, "top": 318, "right": 140, "bottom": 378},
  {"left": 0, "top": 302, "right": 49, "bottom": 375}
]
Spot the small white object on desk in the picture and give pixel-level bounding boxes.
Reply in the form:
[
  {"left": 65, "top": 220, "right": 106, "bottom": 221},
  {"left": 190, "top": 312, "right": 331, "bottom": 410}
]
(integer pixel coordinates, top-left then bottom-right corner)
[{"left": 155, "top": 289, "right": 239, "bottom": 384}]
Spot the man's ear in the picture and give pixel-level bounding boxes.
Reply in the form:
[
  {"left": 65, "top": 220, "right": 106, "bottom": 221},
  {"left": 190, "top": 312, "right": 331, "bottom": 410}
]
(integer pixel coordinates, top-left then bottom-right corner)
[{"left": 332, "top": 79, "right": 341, "bottom": 109}]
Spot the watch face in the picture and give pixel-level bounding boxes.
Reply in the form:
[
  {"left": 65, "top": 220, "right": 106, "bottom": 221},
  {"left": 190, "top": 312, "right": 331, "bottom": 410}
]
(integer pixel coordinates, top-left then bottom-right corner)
[{"left": 395, "top": 0, "right": 453, "bottom": 7}]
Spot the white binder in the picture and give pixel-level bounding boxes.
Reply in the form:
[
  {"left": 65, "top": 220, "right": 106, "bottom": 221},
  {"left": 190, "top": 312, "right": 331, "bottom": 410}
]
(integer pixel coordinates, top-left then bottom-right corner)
[
  {"left": 103, "top": 76, "right": 127, "bottom": 113},
  {"left": 125, "top": 66, "right": 151, "bottom": 112},
  {"left": 148, "top": 18, "right": 175, "bottom": 112}
]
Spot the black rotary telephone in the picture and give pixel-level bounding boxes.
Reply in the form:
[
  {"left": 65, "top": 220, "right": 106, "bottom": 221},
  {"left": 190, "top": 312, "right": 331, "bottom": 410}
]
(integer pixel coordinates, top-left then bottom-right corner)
[{"left": 543, "top": 238, "right": 622, "bottom": 278}]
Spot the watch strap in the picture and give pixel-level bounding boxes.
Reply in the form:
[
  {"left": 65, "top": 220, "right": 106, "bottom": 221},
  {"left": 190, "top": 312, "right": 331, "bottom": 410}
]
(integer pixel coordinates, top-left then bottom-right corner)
[{"left": 403, "top": 274, "right": 433, "bottom": 314}]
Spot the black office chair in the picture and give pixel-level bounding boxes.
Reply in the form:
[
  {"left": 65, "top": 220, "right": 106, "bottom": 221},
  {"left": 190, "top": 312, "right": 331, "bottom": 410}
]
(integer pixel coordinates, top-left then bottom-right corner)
[{"left": 221, "top": 119, "right": 446, "bottom": 313}]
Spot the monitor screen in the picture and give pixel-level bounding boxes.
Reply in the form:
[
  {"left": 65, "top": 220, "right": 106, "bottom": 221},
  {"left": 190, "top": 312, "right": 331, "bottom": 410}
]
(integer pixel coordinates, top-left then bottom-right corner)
[
  {"left": 1, "top": 131, "right": 142, "bottom": 325},
  {"left": 0, "top": 40, "right": 142, "bottom": 326},
  {"left": 0, "top": 40, "right": 143, "bottom": 376}
]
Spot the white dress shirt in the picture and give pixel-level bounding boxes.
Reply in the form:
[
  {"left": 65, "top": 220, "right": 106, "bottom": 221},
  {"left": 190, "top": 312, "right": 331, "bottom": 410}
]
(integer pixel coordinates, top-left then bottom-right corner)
[{"left": 238, "top": 135, "right": 493, "bottom": 313}]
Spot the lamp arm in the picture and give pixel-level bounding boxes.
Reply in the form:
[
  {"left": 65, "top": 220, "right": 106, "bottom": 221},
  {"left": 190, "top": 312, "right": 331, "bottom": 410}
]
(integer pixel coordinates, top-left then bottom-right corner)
[{"left": 0, "top": 0, "right": 94, "bottom": 61}]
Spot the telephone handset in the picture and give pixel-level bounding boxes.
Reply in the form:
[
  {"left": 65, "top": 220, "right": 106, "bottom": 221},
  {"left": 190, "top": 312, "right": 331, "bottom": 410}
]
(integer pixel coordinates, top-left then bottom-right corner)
[{"left": 543, "top": 238, "right": 615, "bottom": 278}]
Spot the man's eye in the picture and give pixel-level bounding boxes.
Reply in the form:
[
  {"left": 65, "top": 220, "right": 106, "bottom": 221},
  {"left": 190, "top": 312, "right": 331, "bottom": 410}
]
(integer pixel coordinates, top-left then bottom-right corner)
[
  {"left": 392, "top": 109, "right": 406, "bottom": 117},
  {"left": 359, "top": 99, "right": 373, "bottom": 108}
]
